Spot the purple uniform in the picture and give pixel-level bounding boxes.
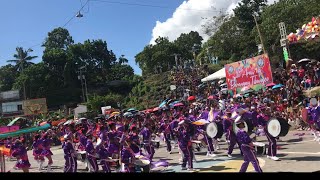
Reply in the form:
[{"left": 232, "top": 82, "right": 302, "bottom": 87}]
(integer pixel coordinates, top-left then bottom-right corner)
[
  {"left": 120, "top": 147, "right": 135, "bottom": 172},
  {"left": 159, "top": 122, "right": 172, "bottom": 152},
  {"left": 32, "top": 139, "right": 44, "bottom": 161},
  {"left": 258, "top": 114, "right": 277, "bottom": 157},
  {"left": 11, "top": 144, "right": 31, "bottom": 169},
  {"left": 223, "top": 118, "right": 240, "bottom": 155},
  {"left": 237, "top": 129, "right": 262, "bottom": 173},
  {"left": 41, "top": 138, "right": 53, "bottom": 156},
  {"left": 129, "top": 133, "right": 140, "bottom": 154},
  {"left": 177, "top": 126, "right": 193, "bottom": 169},
  {"left": 96, "top": 144, "right": 111, "bottom": 173},
  {"left": 140, "top": 127, "right": 155, "bottom": 161},
  {"left": 308, "top": 106, "right": 320, "bottom": 128},
  {"left": 86, "top": 139, "right": 98, "bottom": 172},
  {"left": 62, "top": 141, "right": 77, "bottom": 172},
  {"left": 107, "top": 130, "right": 120, "bottom": 155}
]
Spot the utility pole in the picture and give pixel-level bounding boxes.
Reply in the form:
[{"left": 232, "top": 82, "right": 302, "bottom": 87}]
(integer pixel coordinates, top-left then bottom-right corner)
[
  {"left": 253, "top": 14, "right": 266, "bottom": 55},
  {"left": 77, "top": 66, "right": 88, "bottom": 103}
]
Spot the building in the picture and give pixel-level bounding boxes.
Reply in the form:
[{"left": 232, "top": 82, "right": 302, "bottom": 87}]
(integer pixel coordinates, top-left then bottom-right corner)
[{"left": 0, "top": 90, "right": 24, "bottom": 118}]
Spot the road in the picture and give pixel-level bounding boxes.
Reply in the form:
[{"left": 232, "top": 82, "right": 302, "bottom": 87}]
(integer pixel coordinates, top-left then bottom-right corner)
[{"left": 3, "top": 130, "right": 320, "bottom": 173}]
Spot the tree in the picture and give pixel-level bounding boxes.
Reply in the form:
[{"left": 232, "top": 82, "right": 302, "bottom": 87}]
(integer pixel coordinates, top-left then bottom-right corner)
[
  {"left": 43, "top": 27, "right": 74, "bottom": 50},
  {"left": 0, "top": 65, "right": 17, "bottom": 91},
  {"left": 7, "top": 47, "right": 37, "bottom": 72},
  {"left": 234, "top": 0, "right": 268, "bottom": 32},
  {"left": 7, "top": 47, "right": 38, "bottom": 100},
  {"left": 118, "top": 55, "right": 129, "bottom": 64},
  {"left": 13, "top": 62, "right": 49, "bottom": 99}
]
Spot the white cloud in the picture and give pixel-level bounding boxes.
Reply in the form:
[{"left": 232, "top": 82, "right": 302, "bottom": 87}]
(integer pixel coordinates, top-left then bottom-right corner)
[{"left": 150, "top": 0, "right": 279, "bottom": 44}]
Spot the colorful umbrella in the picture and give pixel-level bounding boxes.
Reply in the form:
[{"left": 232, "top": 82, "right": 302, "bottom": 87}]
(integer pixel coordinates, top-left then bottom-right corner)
[
  {"left": 187, "top": 96, "right": 196, "bottom": 101},
  {"left": 127, "top": 108, "right": 137, "bottom": 112},
  {"left": 272, "top": 84, "right": 284, "bottom": 89},
  {"left": 208, "top": 95, "right": 217, "bottom": 100},
  {"left": 173, "top": 103, "right": 184, "bottom": 107},
  {"left": 153, "top": 107, "right": 160, "bottom": 112},
  {"left": 266, "top": 83, "right": 276, "bottom": 87},
  {"left": 192, "top": 119, "right": 210, "bottom": 126}
]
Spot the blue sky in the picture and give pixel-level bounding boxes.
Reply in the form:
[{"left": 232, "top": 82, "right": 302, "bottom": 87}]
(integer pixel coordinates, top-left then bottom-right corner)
[{"left": 0, "top": 0, "right": 187, "bottom": 75}]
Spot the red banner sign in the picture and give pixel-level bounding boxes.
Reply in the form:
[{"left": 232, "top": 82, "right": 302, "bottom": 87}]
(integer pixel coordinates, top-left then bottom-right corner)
[{"left": 224, "top": 54, "right": 273, "bottom": 91}]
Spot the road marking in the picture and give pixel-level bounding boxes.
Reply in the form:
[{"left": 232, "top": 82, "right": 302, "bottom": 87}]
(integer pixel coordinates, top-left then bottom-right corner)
[
  {"left": 278, "top": 151, "right": 320, "bottom": 155},
  {"left": 199, "top": 158, "right": 265, "bottom": 172}
]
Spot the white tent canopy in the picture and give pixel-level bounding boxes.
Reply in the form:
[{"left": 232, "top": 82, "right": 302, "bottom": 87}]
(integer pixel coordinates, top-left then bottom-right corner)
[{"left": 201, "top": 67, "right": 226, "bottom": 82}]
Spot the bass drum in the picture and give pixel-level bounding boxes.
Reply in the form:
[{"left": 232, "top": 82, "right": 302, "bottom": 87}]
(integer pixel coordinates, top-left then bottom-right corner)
[
  {"left": 206, "top": 122, "right": 217, "bottom": 138},
  {"left": 215, "top": 122, "right": 224, "bottom": 139},
  {"left": 267, "top": 117, "right": 290, "bottom": 137}
]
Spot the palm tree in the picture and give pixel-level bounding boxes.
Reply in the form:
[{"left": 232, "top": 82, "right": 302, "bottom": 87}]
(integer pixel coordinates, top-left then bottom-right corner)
[
  {"left": 118, "top": 55, "right": 129, "bottom": 65},
  {"left": 7, "top": 47, "right": 38, "bottom": 100},
  {"left": 7, "top": 47, "right": 37, "bottom": 72}
]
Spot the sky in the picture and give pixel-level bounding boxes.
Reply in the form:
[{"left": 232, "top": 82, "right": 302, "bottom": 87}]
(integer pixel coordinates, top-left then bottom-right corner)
[{"left": 0, "top": 0, "right": 277, "bottom": 75}]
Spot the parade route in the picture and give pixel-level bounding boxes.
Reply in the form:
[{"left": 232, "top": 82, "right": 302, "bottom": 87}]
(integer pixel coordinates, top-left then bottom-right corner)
[{"left": 4, "top": 130, "right": 320, "bottom": 173}]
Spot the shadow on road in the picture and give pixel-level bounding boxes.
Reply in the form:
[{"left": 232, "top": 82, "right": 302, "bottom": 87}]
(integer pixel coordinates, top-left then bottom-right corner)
[
  {"left": 286, "top": 138, "right": 303, "bottom": 143},
  {"left": 198, "top": 165, "right": 234, "bottom": 172}
]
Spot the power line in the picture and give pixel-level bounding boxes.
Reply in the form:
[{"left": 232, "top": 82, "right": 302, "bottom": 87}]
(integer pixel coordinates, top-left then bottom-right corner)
[
  {"left": 91, "top": 0, "right": 223, "bottom": 12},
  {"left": 63, "top": 0, "right": 90, "bottom": 28},
  {"left": 27, "top": 0, "right": 90, "bottom": 50}
]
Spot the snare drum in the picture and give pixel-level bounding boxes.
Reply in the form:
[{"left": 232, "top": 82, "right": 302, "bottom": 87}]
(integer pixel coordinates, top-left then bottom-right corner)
[
  {"left": 76, "top": 151, "right": 87, "bottom": 162},
  {"left": 152, "top": 140, "right": 160, "bottom": 149},
  {"left": 253, "top": 142, "right": 266, "bottom": 155},
  {"left": 134, "top": 155, "right": 151, "bottom": 166}
]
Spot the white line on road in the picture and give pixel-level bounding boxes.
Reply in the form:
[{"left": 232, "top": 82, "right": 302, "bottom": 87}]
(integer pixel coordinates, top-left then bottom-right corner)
[{"left": 278, "top": 151, "right": 320, "bottom": 155}]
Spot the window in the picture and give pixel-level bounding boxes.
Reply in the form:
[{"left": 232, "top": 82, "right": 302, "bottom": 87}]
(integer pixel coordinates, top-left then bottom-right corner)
[{"left": 18, "top": 105, "right": 23, "bottom": 111}]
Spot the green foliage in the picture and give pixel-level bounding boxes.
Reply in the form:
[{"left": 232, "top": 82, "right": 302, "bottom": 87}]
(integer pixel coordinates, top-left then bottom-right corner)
[
  {"left": 0, "top": 65, "right": 17, "bottom": 91},
  {"left": 135, "top": 31, "right": 203, "bottom": 75},
  {"left": 87, "top": 94, "right": 123, "bottom": 113}
]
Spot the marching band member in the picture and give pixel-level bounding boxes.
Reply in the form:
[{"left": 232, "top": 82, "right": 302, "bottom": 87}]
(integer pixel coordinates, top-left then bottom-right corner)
[
  {"left": 41, "top": 132, "right": 54, "bottom": 171},
  {"left": 32, "top": 134, "right": 45, "bottom": 170},
  {"left": 121, "top": 140, "right": 136, "bottom": 172},
  {"left": 107, "top": 122, "right": 121, "bottom": 159},
  {"left": 177, "top": 119, "right": 194, "bottom": 171},
  {"left": 62, "top": 134, "right": 77, "bottom": 172},
  {"left": 85, "top": 133, "right": 98, "bottom": 172},
  {"left": 223, "top": 110, "right": 240, "bottom": 158},
  {"left": 257, "top": 106, "right": 280, "bottom": 161},
  {"left": 96, "top": 139, "right": 112, "bottom": 173},
  {"left": 158, "top": 118, "right": 172, "bottom": 154},
  {"left": 235, "top": 119, "right": 263, "bottom": 173},
  {"left": 11, "top": 139, "right": 31, "bottom": 173},
  {"left": 128, "top": 126, "right": 141, "bottom": 154},
  {"left": 140, "top": 122, "right": 155, "bottom": 161},
  {"left": 198, "top": 125, "right": 216, "bottom": 157},
  {"left": 308, "top": 98, "right": 320, "bottom": 142}
]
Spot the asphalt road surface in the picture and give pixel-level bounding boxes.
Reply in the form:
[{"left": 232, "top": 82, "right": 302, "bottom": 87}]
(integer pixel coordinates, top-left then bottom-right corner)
[{"left": 3, "top": 130, "right": 320, "bottom": 173}]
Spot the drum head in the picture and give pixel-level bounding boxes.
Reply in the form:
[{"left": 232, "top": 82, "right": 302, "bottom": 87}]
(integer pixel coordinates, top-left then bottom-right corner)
[
  {"left": 206, "top": 122, "right": 218, "bottom": 138},
  {"left": 233, "top": 121, "right": 248, "bottom": 134},
  {"left": 267, "top": 119, "right": 281, "bottom": 137},
  {"left": 310, "top": 98, "right": 317, "bottom": 106}
]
